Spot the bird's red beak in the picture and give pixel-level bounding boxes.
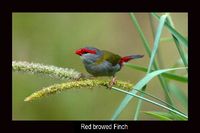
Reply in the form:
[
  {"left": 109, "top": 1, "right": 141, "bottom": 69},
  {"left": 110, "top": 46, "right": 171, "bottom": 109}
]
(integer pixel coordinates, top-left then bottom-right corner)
[{"left": 75, "top": 49, "right": 82, "bottom": 56}]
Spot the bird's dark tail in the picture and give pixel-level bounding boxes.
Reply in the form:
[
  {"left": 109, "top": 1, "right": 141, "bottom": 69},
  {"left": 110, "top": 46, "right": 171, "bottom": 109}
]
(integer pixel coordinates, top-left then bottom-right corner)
[{"left": 119, "top": 54, "right": 144, "bottom": 65}]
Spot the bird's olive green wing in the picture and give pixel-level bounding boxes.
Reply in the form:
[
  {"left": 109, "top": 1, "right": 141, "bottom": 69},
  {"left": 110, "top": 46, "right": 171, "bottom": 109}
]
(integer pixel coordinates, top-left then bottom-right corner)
[{"left": 95, "top": 50, "right": 121, "bottom": 66}]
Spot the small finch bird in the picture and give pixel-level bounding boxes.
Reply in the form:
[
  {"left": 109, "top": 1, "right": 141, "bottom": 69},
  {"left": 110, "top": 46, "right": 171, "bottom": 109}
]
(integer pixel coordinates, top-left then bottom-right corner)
[{"left": 75, "top": 47, "right": 144, "bottom": 87}]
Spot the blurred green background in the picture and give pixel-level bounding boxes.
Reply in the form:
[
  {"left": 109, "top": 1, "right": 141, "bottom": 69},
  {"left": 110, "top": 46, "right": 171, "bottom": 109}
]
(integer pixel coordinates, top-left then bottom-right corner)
[{"left": 12, "top": 13, "right": 188, "bottom": 120}]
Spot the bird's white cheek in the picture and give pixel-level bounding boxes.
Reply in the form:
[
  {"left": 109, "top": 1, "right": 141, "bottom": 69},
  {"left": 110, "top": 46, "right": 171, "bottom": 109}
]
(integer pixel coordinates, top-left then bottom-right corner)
[
  {"left": 123, "top": 62, "right": 127, "bottom": 65},
  {"left": 80, "top": 56, "right": 84, "bottom": 60},
  {"left": 80, "top": 53, "right": 91, "bottom": 60}
]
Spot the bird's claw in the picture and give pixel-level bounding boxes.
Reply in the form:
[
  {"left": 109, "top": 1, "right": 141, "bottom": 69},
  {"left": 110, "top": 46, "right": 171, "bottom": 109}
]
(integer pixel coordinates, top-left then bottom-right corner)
[{"left": 107, "top": 76, "right": 117, "bottom": 89}]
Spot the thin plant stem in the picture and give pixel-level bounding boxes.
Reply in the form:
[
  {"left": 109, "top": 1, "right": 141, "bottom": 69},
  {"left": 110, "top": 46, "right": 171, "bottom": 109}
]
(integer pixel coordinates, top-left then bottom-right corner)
[
  {"left": 166, "top": 13, "right": 188, "bottom": 69},
  {"left": 129, "top": 13, "right": 174, "bottom": 120},
  {"left": 112, "top": 87, "right": 188, "bottom": 119}
]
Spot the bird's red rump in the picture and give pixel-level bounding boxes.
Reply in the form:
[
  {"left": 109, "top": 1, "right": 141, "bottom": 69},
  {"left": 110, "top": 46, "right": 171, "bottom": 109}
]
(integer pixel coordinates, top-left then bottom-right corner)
[
  {"left": 75, "top": 48, "right": 96, "bottom": 56},
  {"left": 119, "top": 56, "right": 133, "bottom": 65},
  {"left": 119, "top": 55, "right": 144, "bottom": 65}
]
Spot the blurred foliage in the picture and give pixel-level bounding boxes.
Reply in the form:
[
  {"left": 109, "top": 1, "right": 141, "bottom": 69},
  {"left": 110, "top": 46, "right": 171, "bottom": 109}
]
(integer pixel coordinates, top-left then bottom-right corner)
[{"left": 12, "top": 13, "right": 187, "bottom": 120}]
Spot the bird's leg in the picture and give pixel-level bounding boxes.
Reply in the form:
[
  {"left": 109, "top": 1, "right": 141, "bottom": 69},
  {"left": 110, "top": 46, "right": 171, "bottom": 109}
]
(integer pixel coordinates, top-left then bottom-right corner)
[{"left": 108, "top": 76, "right": 117, "bottom": 89}]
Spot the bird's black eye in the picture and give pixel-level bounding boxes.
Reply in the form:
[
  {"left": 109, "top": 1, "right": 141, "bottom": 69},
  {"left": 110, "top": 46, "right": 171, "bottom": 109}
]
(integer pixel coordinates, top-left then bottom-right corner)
[
  {"left": 81, "top": 48, "right": 96, "bottom": 55},
  {"left": 81, "top": 50, "right": 88, "bottom": 54}
]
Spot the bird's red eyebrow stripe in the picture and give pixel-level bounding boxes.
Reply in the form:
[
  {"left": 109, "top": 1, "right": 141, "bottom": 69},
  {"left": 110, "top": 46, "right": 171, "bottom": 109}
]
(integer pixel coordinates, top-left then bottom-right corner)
[{"left": 82, "top": 48, "right": 96, "bottom": 54}]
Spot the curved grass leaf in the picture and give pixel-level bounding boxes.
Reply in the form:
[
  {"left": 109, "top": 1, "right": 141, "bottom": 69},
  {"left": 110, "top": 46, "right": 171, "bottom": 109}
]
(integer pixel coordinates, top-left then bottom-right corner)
[
  {"left": 111, "top": 67, "right": 187, "bottom": 120},
  {"left": 134, "top": 14, "right": 169, "bottom": 120},
  {"left": 172, "top": 58, "right": 184, "bottom": 68},
  {"left": 162, "top": 72, "right": 187, "bottom": 82},
  {"left": 112, "top": 87, "right": 187, "bottom": 119},
  {"left": 134, "top": 94, "right": 144, "bottom": 120},
  {"left": 168, "top": 83, "right": 188, "bottom": 110},
  {"left": 151, "top": 13, "right": 188, "bottom": 48},
  {"left": 166, "top": 14, "right": 188, "bottom": 68},
  {"left": 129, "top": 13, "right": 152, "bottom": 56},
  {"left": 125, "top": 63, "right": 188, "bottom": 83},
  {"left": 144, "top": 111, "right": 173, "bottom": 120},
  {"left": 144, "top": 111, "right": 187, "bottom": 120},
  {"left": 147, "top": 14, "right": 168, "bottom": 73},
  {"left": 129, "top": 13, "right": 187, "bottom": 120},
  {"left": 160, "top": 37, "right": 174, "bottom": 42},
  {"left": 129, "top": 13, "right": 173, "bottom": 108}
]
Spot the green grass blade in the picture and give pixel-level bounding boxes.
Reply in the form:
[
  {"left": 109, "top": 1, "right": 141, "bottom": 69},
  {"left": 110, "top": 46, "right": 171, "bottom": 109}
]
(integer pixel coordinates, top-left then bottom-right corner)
[
  {"left": 160, "top": 37, "right": 174, "bottom": 42},
  {"left": 125, "top": 63, "right": 188, "bottom": 83},
  {"left": 129, "top": 13, "right": 152, "bottom": 56},
  {"left": 172, "top": 58, "right": 185, "bottom": 68},
  {"left": 144, "top": 111, "right": 173, "bottom": 120},
  {"left": 170, "top": 112, "right": 187, "bottom": 120},
  {"left": 125, "top": 63, "right": 147, "bottom": 72},
  {"left": 161, "top": 73, "right": 187, "bottom": 82},
  {"left": 147, "top": 14, "right": 168, "bottom": 73},
  {"left": 149, "top": 14, "right": 164, "bottom": 68},
  {"left": 134, "top": 93, "right": 144, "bottom": 120},
  {"left": 129, "top": 13, "right": 175, "bottom": 119},
  {"left": 134, "top": 14, "right": 168, "bottom": 120},
  {"left": 166, "top": 14, "right": 188, "bottom": 68},
  {"left": 111, "top": 67, "right": 187, "bottom": 120},
  {"left": 160, "top": 36, "right": 187, "bottom": 43},
  {"left": 133, "top": 88, "right": 179, "bottom": 111},
  {"left": 172, "top": 37, "right": 188, "bottom": 67},
  {"left": 129, "top": 13, "right": 173, "bottom": 105},
  {"left": 144, "top": 111, "right": 187, "bottom": 120},
  {"left": 149, "top": 13, "right": 156, "bottom": 37},
  {"left": 112, "top": 87, "right": 187, "bottom": 119},
  {"left": 169, "top": 83, "right": 188, "bottom": 110},
  {"left": 151, "top": 13, "right": 188, "bottom": 48}
]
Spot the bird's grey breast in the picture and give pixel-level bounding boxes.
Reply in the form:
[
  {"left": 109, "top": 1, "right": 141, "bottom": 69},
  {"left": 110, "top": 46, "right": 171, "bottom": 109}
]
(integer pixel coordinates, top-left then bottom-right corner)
[
  {"left": 81, "top": 53, "right": 100, "bottom": 64},
  {"left": 84, "top": 60, "right": 121, "bottom": 76}
]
